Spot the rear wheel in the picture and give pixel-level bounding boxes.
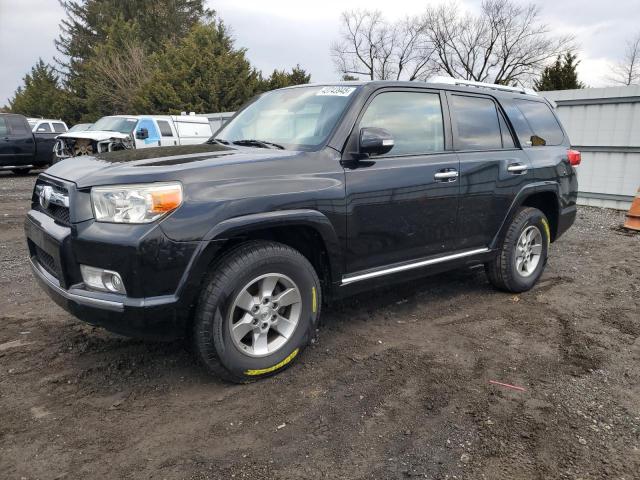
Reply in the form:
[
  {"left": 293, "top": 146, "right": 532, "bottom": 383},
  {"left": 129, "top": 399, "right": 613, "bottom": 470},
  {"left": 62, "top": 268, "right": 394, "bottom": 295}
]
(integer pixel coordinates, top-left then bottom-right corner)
[
  {"left": 485, "top": 207, "right": 550, "bottom": 293},
  {"left": 193, "top": 241, "right": 321, "bottom": 383},
  {"left": 11, "top": 168, "right": 31, "bottom": 175}
]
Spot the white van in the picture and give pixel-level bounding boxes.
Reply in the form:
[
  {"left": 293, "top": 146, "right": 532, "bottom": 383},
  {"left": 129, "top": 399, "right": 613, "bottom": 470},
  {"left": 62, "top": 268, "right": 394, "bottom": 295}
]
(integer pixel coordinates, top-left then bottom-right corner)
[{"left": 53, "top": 114, "right": 212, "bottom": 161}]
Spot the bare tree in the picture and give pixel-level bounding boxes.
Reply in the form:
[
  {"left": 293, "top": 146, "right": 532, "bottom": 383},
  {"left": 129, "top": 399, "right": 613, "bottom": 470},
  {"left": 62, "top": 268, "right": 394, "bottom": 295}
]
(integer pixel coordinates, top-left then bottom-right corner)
[
  {"left": 331, "top": 10, "right": 436, "bottom": 81},
  {"left": 423, "top": 0, "right": 573, "bottom": 85},
  {"left": 609, "top": 33, "right": 640, "bottom": 86},
  {"left": 85, "top": 43, "right": 152, "bottom": 114}
]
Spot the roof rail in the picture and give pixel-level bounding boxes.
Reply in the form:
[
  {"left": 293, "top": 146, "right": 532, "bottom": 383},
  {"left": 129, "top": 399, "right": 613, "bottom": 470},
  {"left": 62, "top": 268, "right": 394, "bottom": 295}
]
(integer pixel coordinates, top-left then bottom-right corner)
[{"left": 428, "top": 76, "right": 538, "bottom": 96}]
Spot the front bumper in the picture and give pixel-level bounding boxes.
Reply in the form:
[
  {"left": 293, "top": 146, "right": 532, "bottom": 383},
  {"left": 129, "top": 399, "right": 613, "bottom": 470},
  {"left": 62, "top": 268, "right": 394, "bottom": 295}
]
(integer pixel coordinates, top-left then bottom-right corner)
[
  {"left": 25, "top": 206, "right": 198, "bottom": 340},
  {"left": 29, "top": 255, "right": 183, "bottom": 339}
]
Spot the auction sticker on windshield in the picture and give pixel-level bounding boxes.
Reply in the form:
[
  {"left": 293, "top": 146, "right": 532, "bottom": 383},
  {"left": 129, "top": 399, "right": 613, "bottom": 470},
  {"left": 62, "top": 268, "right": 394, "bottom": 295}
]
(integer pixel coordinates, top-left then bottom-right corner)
[{"left": 316, "top": 86, "right": 356, "bottom": 96}]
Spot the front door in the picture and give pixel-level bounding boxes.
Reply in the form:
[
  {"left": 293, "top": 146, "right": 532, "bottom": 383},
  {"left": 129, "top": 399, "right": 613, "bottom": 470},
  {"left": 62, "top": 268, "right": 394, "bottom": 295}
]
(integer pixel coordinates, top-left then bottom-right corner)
[
  {"left": 135, "top": 118, "right": 161, "bottom": 148},
  {"left": 344, "top": 89, "right": 460, "bottom": 273}
]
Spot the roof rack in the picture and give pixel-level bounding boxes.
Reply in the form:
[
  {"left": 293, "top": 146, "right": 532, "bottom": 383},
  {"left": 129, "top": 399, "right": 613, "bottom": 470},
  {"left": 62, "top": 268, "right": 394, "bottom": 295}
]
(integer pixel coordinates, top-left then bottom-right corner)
[{"left": 428, "top": 76, "right": 538, "bottom": 96}]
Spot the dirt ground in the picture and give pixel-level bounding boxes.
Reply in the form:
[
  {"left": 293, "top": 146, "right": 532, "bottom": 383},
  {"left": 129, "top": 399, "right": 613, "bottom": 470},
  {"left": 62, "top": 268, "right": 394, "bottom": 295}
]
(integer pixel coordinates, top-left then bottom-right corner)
[{"left": 1, "top": 170, "right": 639, "bottom": 480}]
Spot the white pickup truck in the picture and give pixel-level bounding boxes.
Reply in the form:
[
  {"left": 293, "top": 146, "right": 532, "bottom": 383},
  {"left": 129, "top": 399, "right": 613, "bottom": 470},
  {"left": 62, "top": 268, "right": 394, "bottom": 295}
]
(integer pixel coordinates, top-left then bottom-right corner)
[{"left": 53, "top": 114, "right": 213, "bottom": 161}]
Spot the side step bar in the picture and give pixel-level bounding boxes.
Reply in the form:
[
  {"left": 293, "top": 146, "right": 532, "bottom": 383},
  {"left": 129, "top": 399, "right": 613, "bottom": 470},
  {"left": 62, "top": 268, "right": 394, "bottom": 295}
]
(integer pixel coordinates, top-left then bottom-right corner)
[{"left": 341, "top": 248, "right": 490, "bottom": 286}]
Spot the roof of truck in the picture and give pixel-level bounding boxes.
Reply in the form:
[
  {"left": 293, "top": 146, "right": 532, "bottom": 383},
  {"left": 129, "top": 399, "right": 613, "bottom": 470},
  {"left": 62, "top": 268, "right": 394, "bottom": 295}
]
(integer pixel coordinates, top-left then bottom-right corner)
[{"left": 282, "top": 78, "right": 542, "bottom": 101}]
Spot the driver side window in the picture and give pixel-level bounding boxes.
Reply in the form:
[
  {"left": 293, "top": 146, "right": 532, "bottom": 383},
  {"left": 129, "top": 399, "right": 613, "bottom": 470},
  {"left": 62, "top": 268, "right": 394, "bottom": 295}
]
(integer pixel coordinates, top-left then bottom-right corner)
[{"left": 360, "top": 91, "right": 445, "bottom": 156}]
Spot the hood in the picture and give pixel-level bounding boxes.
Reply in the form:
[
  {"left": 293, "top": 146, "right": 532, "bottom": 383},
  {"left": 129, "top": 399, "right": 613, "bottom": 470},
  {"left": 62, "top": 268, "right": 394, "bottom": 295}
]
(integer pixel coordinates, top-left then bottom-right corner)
[
  {"left": 45, "top": 143, "right": 303, "bottom": 188},
  {"left": 56, "top": 130, "right": 131, "bottom": 142}
]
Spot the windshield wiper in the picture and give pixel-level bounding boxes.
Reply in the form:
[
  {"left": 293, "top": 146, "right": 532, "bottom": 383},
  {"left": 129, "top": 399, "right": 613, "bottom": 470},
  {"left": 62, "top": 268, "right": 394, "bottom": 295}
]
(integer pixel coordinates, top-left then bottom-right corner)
[
  {"left": 231, "top": 139, "right": 285, "bottom": 150},
  {"left": 208, "top": 137, "right": 230, "bottom": 145}
]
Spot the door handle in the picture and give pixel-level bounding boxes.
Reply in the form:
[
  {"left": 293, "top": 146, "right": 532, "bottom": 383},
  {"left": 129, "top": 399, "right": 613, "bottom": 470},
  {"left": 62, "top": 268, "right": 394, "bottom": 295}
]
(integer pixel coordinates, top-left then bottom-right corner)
[
  {"left": 507, "top": 163, "right": 528, "bottom": 174},
  {"left": 434, "top": 169, "right": 459, "bottom": 181}
]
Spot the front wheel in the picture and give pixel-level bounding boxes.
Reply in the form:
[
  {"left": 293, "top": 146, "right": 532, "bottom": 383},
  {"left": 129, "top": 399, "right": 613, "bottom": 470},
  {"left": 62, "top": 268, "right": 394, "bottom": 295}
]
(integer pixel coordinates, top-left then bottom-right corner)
[
  {"left": 193, "top": 241, "right": 321, "bottom": 383},
  {"left": 485, "top": 207, "right": 550, "bottom": 293}
]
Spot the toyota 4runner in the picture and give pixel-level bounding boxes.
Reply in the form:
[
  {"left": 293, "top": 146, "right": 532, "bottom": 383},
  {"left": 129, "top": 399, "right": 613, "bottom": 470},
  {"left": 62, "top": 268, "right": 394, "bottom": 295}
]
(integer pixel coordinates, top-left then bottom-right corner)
[{"left": 25, "top": 79, "right": 579, "bottom": 382}]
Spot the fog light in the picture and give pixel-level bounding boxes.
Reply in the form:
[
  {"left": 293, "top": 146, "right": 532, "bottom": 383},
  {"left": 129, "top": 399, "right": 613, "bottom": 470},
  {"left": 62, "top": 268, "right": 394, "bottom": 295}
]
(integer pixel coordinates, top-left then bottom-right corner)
[{"left": 80, "top": 265, "right": 126, "bottom": 294}]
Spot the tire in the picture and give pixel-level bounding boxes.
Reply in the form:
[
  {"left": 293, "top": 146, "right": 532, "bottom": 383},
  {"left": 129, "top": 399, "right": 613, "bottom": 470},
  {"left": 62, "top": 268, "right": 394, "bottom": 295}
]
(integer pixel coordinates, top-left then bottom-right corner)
[
  {"left": 485, "top": 207, "right": 550, "bottom": 293},
  {"left": 193, "top": 240, "right": 321, "bottom": 383},
  {"left": 11, "top": 168, "right": 31, "bottom": 175}
]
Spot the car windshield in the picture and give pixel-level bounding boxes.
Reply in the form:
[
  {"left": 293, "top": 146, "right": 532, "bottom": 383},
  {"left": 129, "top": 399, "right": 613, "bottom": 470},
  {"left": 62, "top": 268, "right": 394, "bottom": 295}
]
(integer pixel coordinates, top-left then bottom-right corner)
[
  {"left": 89, "top": 117, "right": 138, "bottom": 134},
  {"left": 214, "top": 85, "right": 359, "bottom": 150},
  {"left": 69, "top": 123, "right": 92, "bottom": 132}
]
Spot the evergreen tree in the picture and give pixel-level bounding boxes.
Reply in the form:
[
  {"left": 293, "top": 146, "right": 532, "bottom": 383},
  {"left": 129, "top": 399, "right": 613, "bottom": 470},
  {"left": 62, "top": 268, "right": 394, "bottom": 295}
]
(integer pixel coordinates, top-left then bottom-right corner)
[
  {"left": 8, "top": 59, "right": 69, "bottom": 120},
  {"left": 534, "top": 52, "right": 585, "bottom": 91},
  {"left": 135, "top": 21, "right": 262, "bottom": 114},
  {"left": 260, "top": 65, "right": 311, "bottom": 91},
  {"left": 55, "top": 0, "right": 213, "bottom": 120}
]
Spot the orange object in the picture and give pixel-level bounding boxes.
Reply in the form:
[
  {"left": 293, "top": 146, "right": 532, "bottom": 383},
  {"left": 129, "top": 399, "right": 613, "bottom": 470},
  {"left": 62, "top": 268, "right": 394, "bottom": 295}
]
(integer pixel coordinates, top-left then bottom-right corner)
[{"left": 624, "top": 187, "right": 640, "bottom": 231}]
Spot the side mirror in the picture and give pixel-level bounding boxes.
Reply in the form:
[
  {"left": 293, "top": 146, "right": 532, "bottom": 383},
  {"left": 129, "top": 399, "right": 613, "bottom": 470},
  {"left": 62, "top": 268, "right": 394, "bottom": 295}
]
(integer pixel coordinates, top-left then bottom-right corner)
[
  {"left": 136, "top": 128, "right": 149, "bottom": 140},
  {"left": 359, "top": 127, "right": 394, "bottom": 156}
]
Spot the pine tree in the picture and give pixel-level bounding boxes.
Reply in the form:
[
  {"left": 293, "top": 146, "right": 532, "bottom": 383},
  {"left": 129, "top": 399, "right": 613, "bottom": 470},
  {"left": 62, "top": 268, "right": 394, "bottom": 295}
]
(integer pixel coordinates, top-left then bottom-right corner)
[
  {"left": 260, "top": 65, "right": 311, "bottom": 92},
  {"left": 534, "top": 52, "right": 585, "bottom": 91},
  {"left": 135, "top": 21, "right": 262, "bottom": 114},
  {"left": 8, "top": 60, "right": 69, "bottom": 120}
]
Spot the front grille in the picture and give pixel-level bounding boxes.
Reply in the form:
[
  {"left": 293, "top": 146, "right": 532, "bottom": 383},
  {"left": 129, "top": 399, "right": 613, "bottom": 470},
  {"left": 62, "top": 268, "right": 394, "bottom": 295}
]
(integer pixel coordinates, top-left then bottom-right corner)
[
  {"left": 34, "top": 245, "right": 58, "bottom": 279},
  {"left": 42, "top": 204, "right": 71, "bottom": 224},
  {"left": 33, "top": 178, "right": 71, "bottom": 225}
]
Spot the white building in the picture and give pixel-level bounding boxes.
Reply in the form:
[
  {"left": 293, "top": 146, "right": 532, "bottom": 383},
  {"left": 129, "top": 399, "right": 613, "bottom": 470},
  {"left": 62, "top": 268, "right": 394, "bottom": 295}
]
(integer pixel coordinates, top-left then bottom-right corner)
[{"left": 543, "top": 86, "right": 640, "bottom": 210}]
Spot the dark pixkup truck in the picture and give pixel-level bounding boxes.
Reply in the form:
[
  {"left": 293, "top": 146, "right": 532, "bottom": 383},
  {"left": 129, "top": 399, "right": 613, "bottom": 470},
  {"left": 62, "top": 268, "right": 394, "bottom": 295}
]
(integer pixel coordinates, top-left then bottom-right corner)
[{"left": 25, "top": 78, "right": 579, "bottom": 382}]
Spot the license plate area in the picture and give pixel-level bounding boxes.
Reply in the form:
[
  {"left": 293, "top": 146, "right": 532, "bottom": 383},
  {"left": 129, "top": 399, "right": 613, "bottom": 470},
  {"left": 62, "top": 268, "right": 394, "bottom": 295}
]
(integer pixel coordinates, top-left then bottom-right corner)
[{"left": 25, "top": 211, "right": 72, "bottom": 288}]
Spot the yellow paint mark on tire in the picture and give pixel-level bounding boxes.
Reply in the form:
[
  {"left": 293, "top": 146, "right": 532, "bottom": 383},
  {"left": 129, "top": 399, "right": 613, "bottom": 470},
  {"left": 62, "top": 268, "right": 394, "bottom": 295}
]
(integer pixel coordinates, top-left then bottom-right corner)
[
  {"left": 244, "top": 348, "right": 299, "bottom": 376},
  {"left": 311, "top": 286, "right": 317, "bottom": 313},
  {"left": 541, "top": 218, "right": 551, "bottom": 246}
]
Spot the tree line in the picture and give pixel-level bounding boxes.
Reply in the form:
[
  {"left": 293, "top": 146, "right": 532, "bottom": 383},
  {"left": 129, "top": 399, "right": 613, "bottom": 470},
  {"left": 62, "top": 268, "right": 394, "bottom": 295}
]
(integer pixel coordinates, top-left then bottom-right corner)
[
  {"left": 5, "top": 0, "right": 310, "bottom": 124},
  {"left": 5, "top": 0, "right": 640, "bottom": 125}
]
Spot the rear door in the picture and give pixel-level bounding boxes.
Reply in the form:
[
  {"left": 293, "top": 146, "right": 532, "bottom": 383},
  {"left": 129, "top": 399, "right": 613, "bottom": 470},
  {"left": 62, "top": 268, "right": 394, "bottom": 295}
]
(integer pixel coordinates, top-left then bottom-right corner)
[
  {"left": 448, "top": 92, "right": 533, "bottom": 250},
  {"left": 344, "top": 88, "right": 460, "bottom": 273},
  {"left": 156, "top": 119, "right": 178, "bottom": 146}
]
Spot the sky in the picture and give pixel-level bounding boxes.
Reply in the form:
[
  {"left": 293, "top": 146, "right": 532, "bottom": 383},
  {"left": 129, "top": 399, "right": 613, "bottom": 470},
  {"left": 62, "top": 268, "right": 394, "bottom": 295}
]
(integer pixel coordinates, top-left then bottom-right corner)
[{"left": 1, "top": 0, "right": 639, "bottom": 105}]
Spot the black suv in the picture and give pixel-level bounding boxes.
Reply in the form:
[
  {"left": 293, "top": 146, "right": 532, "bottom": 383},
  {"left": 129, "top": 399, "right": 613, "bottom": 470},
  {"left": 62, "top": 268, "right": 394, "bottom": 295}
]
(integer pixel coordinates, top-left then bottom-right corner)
[{"left": 25, "top": 80, "right": 579, "bottom": 382}]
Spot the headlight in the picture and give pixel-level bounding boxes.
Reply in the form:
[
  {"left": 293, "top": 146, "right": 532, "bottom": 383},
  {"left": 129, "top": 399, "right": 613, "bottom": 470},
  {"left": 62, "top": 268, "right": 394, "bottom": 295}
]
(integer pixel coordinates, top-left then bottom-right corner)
[{"left": 91, "top": 182, "right": 183, "bottom": 223}]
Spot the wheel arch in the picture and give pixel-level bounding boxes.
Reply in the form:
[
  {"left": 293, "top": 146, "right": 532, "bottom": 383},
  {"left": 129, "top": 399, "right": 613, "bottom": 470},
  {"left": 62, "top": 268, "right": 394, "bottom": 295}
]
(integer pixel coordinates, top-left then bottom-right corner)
[
  {"left": 491, "top": 183, "right": 561, "bottom": 249},
  {"left": 178, "top": 210, "right": 341, "bottom": 317}
]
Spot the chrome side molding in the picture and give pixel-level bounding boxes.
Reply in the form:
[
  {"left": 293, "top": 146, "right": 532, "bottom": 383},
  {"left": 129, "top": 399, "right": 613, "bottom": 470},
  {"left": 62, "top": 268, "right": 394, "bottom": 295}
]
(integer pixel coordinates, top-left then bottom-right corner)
[{"left": 341, "top": 248, "right": 490, "bottom": 285}]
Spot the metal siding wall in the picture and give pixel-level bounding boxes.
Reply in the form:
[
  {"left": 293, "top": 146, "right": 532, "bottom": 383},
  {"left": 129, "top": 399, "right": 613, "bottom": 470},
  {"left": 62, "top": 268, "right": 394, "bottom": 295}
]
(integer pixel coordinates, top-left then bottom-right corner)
[{"left": 543, "top": 88, "right": 640, "bottom": 210}]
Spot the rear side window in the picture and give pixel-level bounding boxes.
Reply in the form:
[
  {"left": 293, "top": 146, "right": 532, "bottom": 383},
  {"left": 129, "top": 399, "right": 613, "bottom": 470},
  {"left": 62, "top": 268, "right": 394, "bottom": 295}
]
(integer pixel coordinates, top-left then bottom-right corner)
[
  {"left": 52, "top": 122, "right": 66, "bottom": 133},
  {"left": 0, "top": 117, "right": 7, "bottom": 136},
  {"left": 514, "top": 99, "right": 564, "bottom": 146},
  {"left": 157, "top": 120, "right": 173, "bottom": 137},
  {"left": 359, "top": 91, "right": 445, "bottom": 156},
  {"left": 451, "top": 95, "right": 502, "bottom": 150},
  {"left": 36, "top": 123, "right": 52, "bottom": 133},
  {"left": 6, "top": 116, "right": 29, "bottom": 135}
]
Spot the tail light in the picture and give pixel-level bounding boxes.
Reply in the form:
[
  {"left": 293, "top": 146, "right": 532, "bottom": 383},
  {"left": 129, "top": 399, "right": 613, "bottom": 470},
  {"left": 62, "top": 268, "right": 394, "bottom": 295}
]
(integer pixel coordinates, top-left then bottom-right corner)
[{"left": 567, "top": 149, "right": 581, "bottom": 166}]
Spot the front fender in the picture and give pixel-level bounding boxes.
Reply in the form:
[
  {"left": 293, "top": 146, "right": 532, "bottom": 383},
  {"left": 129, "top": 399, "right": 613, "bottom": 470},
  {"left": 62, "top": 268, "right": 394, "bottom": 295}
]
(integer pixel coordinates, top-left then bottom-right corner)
[{"left": 172, "top": 209, "right": 344, "bottom": 319}]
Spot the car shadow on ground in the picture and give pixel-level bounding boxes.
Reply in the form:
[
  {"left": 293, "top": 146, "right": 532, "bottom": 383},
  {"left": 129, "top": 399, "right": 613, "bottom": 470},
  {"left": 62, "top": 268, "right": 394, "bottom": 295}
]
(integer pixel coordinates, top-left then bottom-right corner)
[{"left": 54, "top": 265, "right": 494, "bottom": 389}]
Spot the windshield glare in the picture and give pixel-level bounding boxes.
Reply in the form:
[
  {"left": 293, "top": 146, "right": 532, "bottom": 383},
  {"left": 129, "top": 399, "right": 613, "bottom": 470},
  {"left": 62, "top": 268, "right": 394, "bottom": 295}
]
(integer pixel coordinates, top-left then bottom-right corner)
[
  {"left": 216, "top": 85, "right": 358, "bottom": 150},
  {"left": 89, "top": 117, "right": 138, "bottom": 134}
]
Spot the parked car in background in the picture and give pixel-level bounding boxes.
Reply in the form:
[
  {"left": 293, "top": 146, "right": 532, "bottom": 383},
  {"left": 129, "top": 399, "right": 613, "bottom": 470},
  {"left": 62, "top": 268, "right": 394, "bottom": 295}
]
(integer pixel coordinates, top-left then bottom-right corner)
[
  {"left": 1, "top": 113, "right": 58, "bottom": 174},
  {"left": 53, "top": 114, "right": 213, "bottom": 162},
  {"left": 68, "top": 123, "right": 93, "bottom": 133},
  {"left": 27, "top": 118, "right": 68, "bottom": 134}
]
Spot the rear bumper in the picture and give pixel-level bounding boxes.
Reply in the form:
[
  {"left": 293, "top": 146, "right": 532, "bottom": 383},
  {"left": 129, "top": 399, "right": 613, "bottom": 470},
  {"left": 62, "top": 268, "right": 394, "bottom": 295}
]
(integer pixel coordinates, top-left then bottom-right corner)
[{"left": 556, "top": 204, "right": 577, "bottom": 241}]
